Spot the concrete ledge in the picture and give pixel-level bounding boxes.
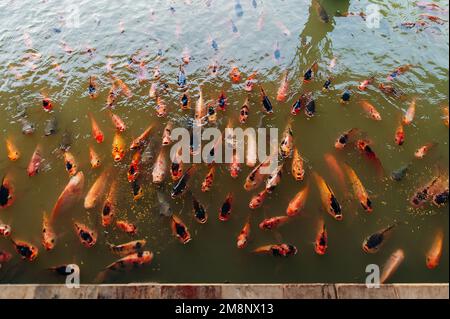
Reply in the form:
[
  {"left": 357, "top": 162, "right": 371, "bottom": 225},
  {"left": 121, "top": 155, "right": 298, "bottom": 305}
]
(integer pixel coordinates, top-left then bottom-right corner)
[{"left": 0, "top": 284, "right": 448, "bottom": 299}]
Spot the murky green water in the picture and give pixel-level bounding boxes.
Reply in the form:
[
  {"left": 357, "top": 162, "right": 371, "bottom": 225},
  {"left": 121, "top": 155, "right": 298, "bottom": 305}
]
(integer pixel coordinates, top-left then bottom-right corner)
[{"left": 0, "top": 0, "right": 448, "bottom": 284}]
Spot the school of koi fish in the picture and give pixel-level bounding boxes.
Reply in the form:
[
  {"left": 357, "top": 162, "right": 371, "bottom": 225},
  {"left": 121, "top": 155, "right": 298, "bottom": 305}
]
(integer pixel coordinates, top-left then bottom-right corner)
[{"left": 0, "top": 0, "right": 448, "bottom": 284}]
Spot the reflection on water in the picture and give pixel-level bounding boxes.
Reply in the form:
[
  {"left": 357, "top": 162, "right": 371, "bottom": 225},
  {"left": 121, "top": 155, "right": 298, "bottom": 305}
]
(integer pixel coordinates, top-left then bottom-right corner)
[{"left": 0, "top": 0, "right": 448, "bottom": 284}]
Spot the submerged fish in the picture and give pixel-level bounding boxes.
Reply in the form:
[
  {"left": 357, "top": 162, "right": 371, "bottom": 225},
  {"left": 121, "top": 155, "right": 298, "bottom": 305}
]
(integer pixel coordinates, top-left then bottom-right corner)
[
  {"left": 391, "top": 164, "right": 409, "bottom": 182},
  {"left": 314, "top": 219, "right": 328, "bottom": 255},
  {"left": 108, "top": 240, "right": 146, "bottom": 257},
  {"left": 74, "top": 222, "right": 97, "bottom": 248},
  {"left": 286, "top": 185, "right": 309, "bottom": 216},
  {"left": 380, "top": 249, "right": 405, "bottom": 284},
  {"left": 44, "top": 117, "right": 58, "bottom": 136},
  {"left": 313, "top": 172, "right": 343, "bottom": 220},
  {"left": 84, "top": 170, "right": 109, "bottom": 209},
  {"left": 12, "top": 239, "right": 39, "bottom": 261},
  {"left": 157, "top": 190, "right": 172, "bottom": 217},
  {"left": 237, "top": 220, "right": 251, "bottom": 249},
  {"left": 27, "top": 145, "right": 43, "bottom": 177},
  {"left": 253, "top": 244, "right": 298, "bottom": 257},
  {"left": 426, "top": 230, "right": 444, "bottom": 269},
  {"left": 0, "top": 176, "right": 15, "bottom": 210},
  {"left": 171, "top": 166, "right": 196, "bottom": 198},
  {"left": 171, "top": 215, "right": 191, "bottom": 244},
  {"left": 192, "top": 196, "right": 207, "bottom": 224},
  {"left": 51, "top": 172, "right": 85, "bottom": 221},
  {"left": 363, "top": 224, "right": 397, "bottom": 253},
  {"left": 106, "top": 251, "right": 153, "bottom": 270}
]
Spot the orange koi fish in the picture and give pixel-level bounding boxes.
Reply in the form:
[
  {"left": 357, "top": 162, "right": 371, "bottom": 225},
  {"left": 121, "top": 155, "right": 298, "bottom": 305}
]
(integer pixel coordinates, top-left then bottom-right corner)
[
  {"left": 27, "top": 145, "right": 43, "bottom": 177},
  {"left": 313, "top": 172, "right": 343, "bottom": 220},
  {"left": 414, "top": 143, "right": 436, "bottom": 159},
  {"left": 108, "top": 240, "right": 146, "bottom": 257},
  {"left": 5, "top": 138, "right": 20, "bottom": 161},
  {"left": 395, "top": 122, "right": 405, "bottom": 146},
  {"left": 244, "top": 72, "right": 257, "bottom": 92},
  {"left": 170, "top": 147, "right": 184, "bottom": 181},
  {"left": 112, "top": 133, "right": 126, "bottom": 162},
  {"left": 276, "top": 71, "right": 289, "bottom": 102},
  {"left": 426, "top": 229, "right": 444, "bottom": 269},
  {"left": 279, "top": 122, "right": 293, "bottom": 159},
  {"left": 171, "top": 215, "right": 191, "bottom": 244},
  {"left": 442, "top": 106, "right": 449, "bottom": 128},
  {"left": 253, "top": 244, "right": 298, "bottom": 257},
  {"left": 110, "top": 112, "right": 126, "bottom": 132},
  {"left": 356, "top": 139, "right": 384, "bottom": 177},
  {"left": 314, "top": 219, "right": 328, "bottom": 255},
  {"left": 51, "top": 172, "right": 85, "bottom": 221},
  {"left": 230, "top": 67, "right": 241, "bottom": 83},
  {"left": 237, "top": 220, "right": 251, "bottom": 249},
  {"left": 156, "top": 96, "right": 167, "bottom": 118},
  {"left": 152, "top": 148, "right": 167, "bottom": 184},
  {"left": 84, "top": 170, "right": 109, "bottom": 209},
  {"left": 89, "top": 114, "right": 104, "bottom": 143},
  {"left": 88, "top": 76, "right": 98, "bottom": 99},
  {"left": 359, "top": 100, "right": 382, "bottom": 121},
  {"left": 102, "top": 181, "right": 117, "bottom": 227},
  {"left": 162, "top": 122, "right": 173, "bottom": 146},
  {"left": 0, "top": 221, "right": 11, "bottom": 238},
  {"left": 244, "top": 158, "right": 271, "bottom": 191},
  {"left": 116, "top": 220, "right": 138, "bottom": 235},
  {"left": 63, "top": 151, "right": 78, "bottom": 176},
  {"left": 89, "top": 146, "right": 101, "bottom": 169},
  {"left": 201, "top": 165, "right": 215, "bottom": 192},
  {"left": 74, "top": 222, "right": 97, "bottom": 248},
  {"left": 343, "top": 163, "right": 373, "bottom": 213},
  {"left": 127, "top": 151, "right": 141, "bottom": 183},
  {"left": 249, "top": 189, "right": 268, "bottom": 209},
  {"left": 403, "top": 98, "right": 416, "bottom": 125},
  {"left": 195, "top": 87, "right": 206, "bottom": 122},
  {"left": 114, "top": 77, "right": 132, "bottom": 98},
  {"left": 12, "top": 239, "right": 38, "bottom": 261},
  {"left": 259, "top": 216, "right": 290, "bottom": 230},
  {"left": 106, "top": 251, "right": 153, "bottom": 270},
  {"left": 335, "top": 128, "right": 359, "bottom": 150},
  {"left": 292, "top": 148, "right": 305, "bottom": 181},
  {"left": 239, "top": 97, "right": 250, "bottom": 124},
  {"left": 106, "top": 82, "right": 118, "bottom": 109},
  {"left": 286, "top": 185, "right": 309, "bottom": 216},
  {"left": 358, "top": 77, "right": 375, "bottom": 91},
  {"left": 42, "top": 213, "right": 56, "bottom": 251},
  {"left": 0, "top": 176, "right": 15, "bottom": 210},
  {"left": 230, "top": 151, "right": 241, "bottom": 178},
  {"left": 324, "top": 153, "right": 346, "bottom": 193},
  {"left": 130, "top": 125, "right": 153, "bottom": 150}
]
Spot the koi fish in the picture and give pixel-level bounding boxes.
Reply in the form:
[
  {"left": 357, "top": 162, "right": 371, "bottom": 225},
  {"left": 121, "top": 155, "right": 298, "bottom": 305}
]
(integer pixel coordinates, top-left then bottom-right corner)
[
  {"left": 274, "top": 41, "right": 281, "bottom": 62},
  {"left": 275, "top": 20, "right": 291, "bottom": 36},
  {"left": 253, "top": 244, "right": 298, "bottom": 257},
  {"left": 314, "top": 219, "right": 328, "bottom": 255},
  {"left": 116, "top": 220, "right": 137, "bottom": 235},
  {"left": 322, "top": 77, "right": 332, "bottom": 92},
  {"left": 313, "top": 172, "right": 343, "bottom": 220},
  {"left": 162, "top": 122, "right": 173, "bottom": 146},
  {"left": 12, "top": 240, "right": 38, "bottom": 261},
  {"left": 42, "top": 213, "right": 56, "bottom": 251},
  {"left": 0, "top": 221, "right": 11, "bottom": 237},
  {"left": 358, "top": 77, "right": 375, "bottom": 91},
  {"left": 27, "top": 145, "right": 43, "bottom": 177},
  {"left": 303, "top": 61, "right": 318, "bottom": 83},
  {"left": 395, "top": 122, "right": 405, "bottom": 146},
  {"left": 286, "top": 185, "right": 309, "bottom": 216},
  {"left": 106, "top": 251, "right": 154, "bottom": 270},
  {"left": 218, "top": 91, "right": 227, "bottom": 111},
  {"left": 192, "top": 196, "right": 208, "bottom": 224},
  {"left": 426, "top": 230, "right": 444, "bottom": 269},
  {"left": 89, "top": 146, "right": 101, "bottom": 169},
  {"left": 260, "top": 86, "right": 273, "bottom": 114},
  {"left": 112, "top": 133, "right": 126, "bottom": 162},
  {"left": 380, "top": 249, "right": 405, "bottom": 284},
  {"left": 379, "top": 83, "right": 404, "bottom": 99},
  {"left": 414, "top": 143, "right": 435, "bottom": 159},
  {"left": 276, "top": 72, "right": 289, "bottom": 102},
  {"left": 171, "top": 215, "right": 191, "bottom": 244},
  {"left": 51, "top": 172, "right": 85, "bottom": 221},
  {"left": 171, "top": 166, "right": 196, "bottom": 198},
  {"left": 108, "top": 240, "right": 146, "bottom": 257},
  {"left": 403, "top": 98, "right": 416, "bottom": 125},
  {"left": 239, "top": 97, "right": 250, "bottom": 124},
  {"left": 177, "top": 65, "right": 187, "bottom": 88},
  {"left": 219, "top": 193, "right": 233, "bottom": 221},
  {"left": 259, "top": 216, "right": 290, "bottom": 230},
  {"left": 244, "top": 159, "right": 271, "bottom": 191},
  {"left": 244, "top": 72, "right": 257, "bottom": 92},
  {"left": 88, "top": 76, "right": 98, "bottom": 99},
  {"left": 391, "top": 164, "right": 410, "bottom": 182},
  {"left": 249, "top": 189, "right": 268, "bottom": 209},
  {"left": 182, "top": 47, "right": 190, "bottom": 64},
  {"left": 61, "top": 151, "right": 77, "bottom": 177},
  {"left": 359, "top": 101, "right": 382, "bottom": 121},
  {"left": 114, "top": 77, "right": 132, "bottom": 98},
  {"left": 127, "top": 151, "right": 141, "bottom": 183},
  {"left": 130, "top": 125, "right": 153, "bottom": 150},
  {"left": 102, "top": 181, "right": 117, "bottom": 227},
  {"left": 44, "top": 117, "right": 58, "bottom": 136},
  {"left": 340, "top": 89, "right": 352, "bottom": 104},
  {"left": 313, "top": 0, "right": 329, "bottom": 23},
  {"left": 131, "top": 180, "right": 144, "bottom": 201},
  {"left": 138, "top": 61, "right": 148, "bottom": 83},
  {"left": 170, "top": 147, "right": 184, "bottom": 181},
  {"left": 201, "top": 165, "right": 215, "bottom": 192},
  {"left": 237, "top": 220, "right": 250, "bottom": 249},
  {"left": 362, "top": 224, "right": 396, "bottom": 253},
  {"left": 0, "top": 176, "right": 14, "bottom": 210},
  {"left": 410, "top": 176, "right": 440, "bottom": 207},
  {"left": 155, "top": 96, "right": 167, "bottom": 117},
  {"left": 230, "top": 151, "right": 241, "bottom": 178},
  {"left": 430, "top": 179, "right": 449, "bottom": 208},
  {"left": 5, "top": 139, "right": 20, "bottom": 161},
  {"left": 110, "top": 112, "right": 126, "bottom": 132},
  {"left": 195, "top": 87, "right": 206, "bottom": 121},
  {"left": 157, "top": 190, "right": 172, "bottom": 217},
  {"left": 279, "top": 123, "right": 293, "bottom": 159},
  {"left": 442, "top": 106, "right": 449, "bottom": 128},
  {"left": 343, "top": 163, "right": 373, "bottom": 213},
  {"left": 324, "top": 153, "right": 346, "bottom": 191},
  {"left": 89, "top": 114, "right": 104, "bottom": 143},
  {"left": 180, "top": 92, "right": 190, "bottom": 110},
  {"left": 106, "top": 82, "right": 118, "bottom": 109},
  {"left": 230, "top": 67, "right": 241, "bottom": 83},
  {"left": 387, "top": 64, "right": 413, "bottom": 81},
  {"left": 356, "top": 139, "right": 384, "bottom": 176},
  {"left": 266, "top": 164, "right": 283, "bottom": 193},
  {"left": 291, "top": 148, "right": 305, "bottom": 181},
  {"left": 84, "top": 170, "right": 109, "bottom": 210},
  {"left": 149, "top": 82, "right": 158, "bottom": 99},
  {"left": 152, "top": 148, "right": 167, "bottom": 184}
]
